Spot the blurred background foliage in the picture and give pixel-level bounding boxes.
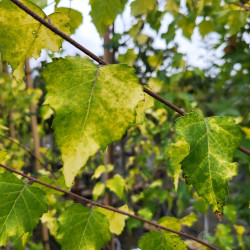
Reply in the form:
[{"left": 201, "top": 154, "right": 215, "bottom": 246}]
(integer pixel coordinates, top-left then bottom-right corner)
[{"left": 0, "top": 0, "right": 249, "bottom": 249}]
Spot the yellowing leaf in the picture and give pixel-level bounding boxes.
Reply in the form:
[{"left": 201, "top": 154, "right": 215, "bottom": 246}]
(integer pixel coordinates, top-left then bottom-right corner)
[
  {"left": 91, "top": 164, "right": 114, "bottom": 180},
  {"left": 56, "top": 7, "right": 83, "bottom": 33},
  {"left": 175, "top": 111, "right": 242, "bottom": 217},
  {"left": 96, "top": 204, "right": 131, "bottom": 235},
  {"left": 180, "top": 212, "right": 197, "bottom": 227},
  {"left": 166, "top": 137, "right": 189, "bottom": 190},
  {"left": 43, "top": 57, "right": 145, "bottom": 187},
  {"left": 93, "top": 182, "right": 105, "bottom": 201},
  {"left": 106, "top": 174, "right": 125, "bottom": 199},
  {"left": 41, "top": 209, "right": 58, "bottom": 236},
  {"left": 0, "top": 0, "right": 72, "bottom": 81}
]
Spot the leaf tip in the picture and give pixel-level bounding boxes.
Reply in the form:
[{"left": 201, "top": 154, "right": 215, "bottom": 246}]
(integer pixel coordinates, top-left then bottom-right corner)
[{"left": 215, "top": 210, "right": 223, "bottom": 221}]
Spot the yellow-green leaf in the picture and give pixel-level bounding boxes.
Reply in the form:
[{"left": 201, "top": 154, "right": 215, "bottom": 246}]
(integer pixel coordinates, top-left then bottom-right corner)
[
  {"left": 175, "top": 111, "right": 242, "bottom": 217},
  {"left": 131, "top": 0, "right": 157, "bottom": 16},
  {"left": 0, "top": 171, "right": 48, "bottom": 245},
  {"left": 89, "top": 0, "right": 128, "bottom": 36},
  {"left": 0, "top": 0, "right": 72, "bottom": 81},
  {"left": 43, "top": 57, "right": 145, "bottom": 187},
  {"left": 106, "top": 174, "right": 125, "bottom": 199},
  {"left": 180, "top": 212, "right": 197, "bottom": 227},
  {"left": 96, "top": 204, "right": 131, "bottom": 235},
  {"left": 58, "top": 204, "right": 111, "bottom": 250}
]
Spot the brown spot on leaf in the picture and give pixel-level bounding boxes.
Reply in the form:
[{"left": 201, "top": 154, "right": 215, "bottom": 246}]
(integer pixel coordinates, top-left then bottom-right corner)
[{"left": 215, "top": 210, "right": 223, "bottom": 221}]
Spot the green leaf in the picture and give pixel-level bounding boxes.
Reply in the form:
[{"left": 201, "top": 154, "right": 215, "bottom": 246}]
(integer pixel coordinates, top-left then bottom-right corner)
[
  {"left": 0, "top": 0, "right": 72, "bottom": 81},
  {"left": 138, "top": 216, "right": 187, "bottom": 249},
  {"left": 89, "top": 0, "right": 127, "bottom": 36},
  {"left": 146, "top": 10, "right": 165, "bottom": 32},
  {"left": 43, "top": 57, "right": 145, "bottom": 187},
  {"left": 198, "top": 20, "right": 215, "bottom": 38},
  {"left": 138, "top": 207, "right": 153, "bottom": 220},
  {"left": 56, "top": 7, "right": 83, "bottom": 33},
  {"left": 138, "top": 230, "right": 187, "bottom": 250},
  {"left": 118, "top": 49, "right": 137, "bottom": 66},
  {"left": 106, "top": 174, "right": 125, "bottom": 199},
  {"left": 29, "top": 0, "right": 47, "bottom": 9},
  {"left": 58, "top": 204, "right": 111, "bottom": 250},
  {"left": 131, "top": 0, "right": 157, "bottom": 16},
  {"left": 224, "top": 205, "right": 236, "bottom": 224},
  {"left": 96, "top": 204, "right": 131, "bottom": 235},
  {"left": 0, "top": 171, "right": 48, "bottom": 245},
  {"left": 175, "top": 111, "right": 242, "bottom": 217}
]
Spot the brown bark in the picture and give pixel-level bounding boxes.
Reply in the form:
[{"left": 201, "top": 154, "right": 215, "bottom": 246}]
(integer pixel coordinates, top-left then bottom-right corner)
[
  {"left": 25, "top": 59, "right": 50, "bottom": 250},
  {"left": 103, "top": 26, "right": 115, "bottom": 250}
]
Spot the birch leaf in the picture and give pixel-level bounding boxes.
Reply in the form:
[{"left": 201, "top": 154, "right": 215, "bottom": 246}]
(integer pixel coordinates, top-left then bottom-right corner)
[
  {"left": 43, "top": 57, "right": 144, "bottom": 187},
  {"left": 58, "top": 204, "right": 111, "bottom": 250},
  {"left": 96, "top": 204, "right": 130, "bottom": 235},
  {"left": 89, "top": 0, "right": 128, "bottom": 36},
  {"left": 175, "top": 111, "right": 242, "bottom": 218},
  {"left": 0, "top": 0, "right": 71, "bottom": 81},
  {"left": 0, "top": 171, "right": 48, "bottom": 245}
]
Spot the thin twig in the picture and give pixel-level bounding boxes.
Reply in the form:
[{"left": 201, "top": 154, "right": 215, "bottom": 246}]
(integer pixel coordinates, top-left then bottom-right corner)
[
  {"left": 0, "top": 163, "right": 218, "bottom": 250},
  {"left": 0, "top": 134, "right": 61, "bottom": 186},
  {"left": 0, "top": 133, "right": 45, "bottom": 167},
  {"left": 230, "top": 2, "right": 250, "bottom": 11}
]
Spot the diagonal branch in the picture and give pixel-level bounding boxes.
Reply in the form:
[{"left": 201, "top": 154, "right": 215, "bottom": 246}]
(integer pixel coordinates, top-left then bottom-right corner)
[
  {"left": 230, "top": 2, "right": 250, "bottom": 11},
  {"left": 0, "top": 163, "right": 218, "bottom": 250},
  {"left": 8, "top": 0, "right": 250, "bottom": 156}
]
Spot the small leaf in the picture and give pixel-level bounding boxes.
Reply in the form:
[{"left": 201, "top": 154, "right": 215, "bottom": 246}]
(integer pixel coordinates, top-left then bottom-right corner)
[
  {"left": 138, "top": 207, "right": 153, "bottom": 220},
  {"left": 118, "top": 49, "right": 137, "bottom": 66},
  {"left": 138, "top": 230, "right": 187, "bottom": 250},
  {"left": 91, "top": 164, "right": 114, "bottom": 180},
  {"left": 166, "top": 137, "right": 189, "bottom": 190},
  {"left": 92, "top": 182, "right": 105, "bottom": 201},
  {"left": 106, "top": 174, "right": 125, "bottom": 199},
  {"left": 0, "top": 0, "right": 72, "bottom": 81},
  {"left": 175, "top": 111, "right": 242, "bottom": 217},
  {"left": 158, "top": 216, "right": 181, "bottom": 232},
  {"left": 41, "top": 209, "right": 58, "bottom": 236},
  {"left": 58, "top": 204, "right": 111, "bottom": 250},
  {"left": 43, "top": 57, "right": 145, "bottom": 187},
  {"left": 0, "top": 171, "right": 48, "bottom": 245},
  {"left": 56, "top": 7, "right": 83, "bottom": 33},
  {"left": 130, "top": 0, "right": 157, "bottom": 16},
  {"left": 180, "top": 212, "right": 197, "bottom": 227},
  {"left": 89, "top": 0, "right": 127, "bottom": 36},
  {"left": 29, "top": 0, "right": 47, "bottom": 9},
  {"left": 96, "top": 204, "right": 131, "bottom": 235}
]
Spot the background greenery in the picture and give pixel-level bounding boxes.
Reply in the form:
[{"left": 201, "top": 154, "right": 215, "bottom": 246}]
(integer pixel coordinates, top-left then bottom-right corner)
[{"left": 0, "top": 0, "right": 249, "bottom": 249}]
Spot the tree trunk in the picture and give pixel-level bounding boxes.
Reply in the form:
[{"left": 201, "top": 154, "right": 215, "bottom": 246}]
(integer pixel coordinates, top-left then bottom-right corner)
[
  {"left": 103, "top": 26, "right": 115, "bottom": 250},
  {"left": 25, "top": 59, "right": 50, "bottom": 250}
]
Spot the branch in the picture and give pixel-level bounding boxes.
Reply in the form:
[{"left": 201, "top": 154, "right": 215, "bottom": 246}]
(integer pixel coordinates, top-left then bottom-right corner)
[
  {"left": 0, "top": 133, "right": 45, "bottom": 167},
  {"left": 0, "top": 163, "right": 218, "bottom": 250},
  {"left": 8, "top": 0, "right": 250, "bottom": 157},
  {"left": 0, "top": 134, "right": 61, "bottom": 187},
  {"left": 230, "top": 2, "right": 250, "bottom": 11}
]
